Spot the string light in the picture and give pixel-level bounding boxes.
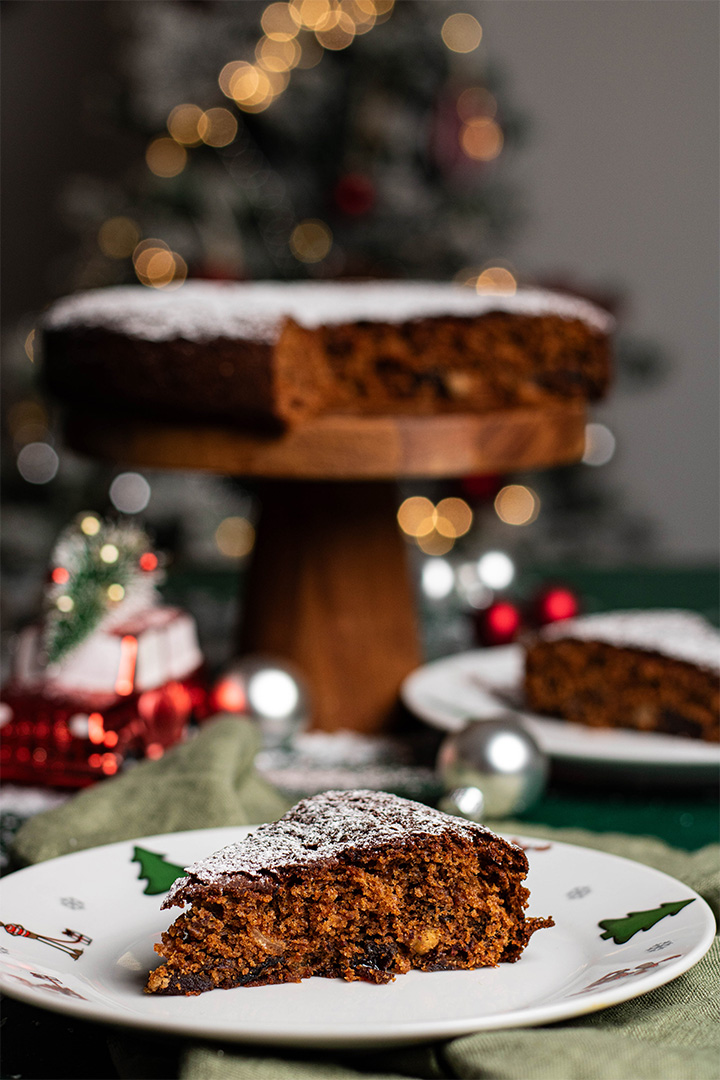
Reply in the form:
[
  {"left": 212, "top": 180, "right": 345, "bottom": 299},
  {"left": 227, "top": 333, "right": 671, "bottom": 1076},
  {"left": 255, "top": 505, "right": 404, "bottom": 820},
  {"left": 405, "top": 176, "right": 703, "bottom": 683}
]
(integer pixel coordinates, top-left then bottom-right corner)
[
  {"left": 107, "top": 584, "right": 125, "bottom": 602},
  {"left": 441, "top": 13, "right": 482, "bottom": 53},
  {"left": 421, "top": 558, "right": 455, "bottom": 600},
  {"left": 198, "top": 108, "right": 238, "bottom": 146},
  {"left": 132, "top": 239, "right": 187, "bottom": 290},
  {"left": 98, "top": 217, "right": 141, "bottom": 259},
  {"left": 100, "top": 543, "right": 120, "bottom": 564},
  {"left": 397, "top": 496, "right": 472, "bottom": 551},
  {"left": 460, "top": 117, "right": 503, "bottom": 161},
  {"left": 24, "top": 329, "right": 36, "bottom": 361},
  {"left": 167, "top": 104, "right": 204, "bottom": 146},
  {"left": 476, "top": 267, "right": 516, "bottom": 294},
  {"left": 56, "top": 595, "right": 74, "bottom": 613},
  {"left": 215, "top": 517, "right": 256, "bottom": 558},
  {"left": 494, "top": 484, "right": 540, "bottom": 526},
  {"left": 477, "top": 551, "right": 515, "bottom": 590},
  {"left": 262, "top": 3, "right": 301, "bottom": 40},
  {"left": 80, "top": 515, "right": 101, "bottom": 536},
  {"left": 145, "top": 136, "right": 187, "bottom": 178},
  {"left": 290, "top": 219, "right": 333, "bottom": 262}
]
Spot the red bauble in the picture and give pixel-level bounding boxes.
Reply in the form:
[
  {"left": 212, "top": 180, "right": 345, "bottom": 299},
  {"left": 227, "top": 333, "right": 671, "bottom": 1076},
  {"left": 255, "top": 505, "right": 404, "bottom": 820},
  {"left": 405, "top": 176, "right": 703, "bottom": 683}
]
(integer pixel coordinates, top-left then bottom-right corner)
[
  {"left": 460, "top": 474, "right": 504, "bottom": 501},
  {"left": 475, "top": 600, "right": 523, "bottom": 646},
  {"left": 333, "top": 173, "right": 376, "bottom": 216},
  {"left": 533, "top": 585, "right": 581, "bottom": 627}
]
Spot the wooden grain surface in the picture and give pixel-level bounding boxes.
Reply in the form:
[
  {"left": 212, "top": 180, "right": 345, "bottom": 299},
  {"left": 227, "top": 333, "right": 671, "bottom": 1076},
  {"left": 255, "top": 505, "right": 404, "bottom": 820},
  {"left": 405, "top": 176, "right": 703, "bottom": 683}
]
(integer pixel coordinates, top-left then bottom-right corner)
[{"left": 64, "top": 403, "right": 587, "bottom": 479}]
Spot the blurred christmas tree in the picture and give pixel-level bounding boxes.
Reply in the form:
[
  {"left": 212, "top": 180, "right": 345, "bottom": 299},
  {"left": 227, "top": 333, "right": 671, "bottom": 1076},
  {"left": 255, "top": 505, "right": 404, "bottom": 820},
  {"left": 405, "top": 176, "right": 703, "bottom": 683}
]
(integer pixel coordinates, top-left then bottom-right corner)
[{"left": 64, "top": 0, "right": 529, "bottom": 290}]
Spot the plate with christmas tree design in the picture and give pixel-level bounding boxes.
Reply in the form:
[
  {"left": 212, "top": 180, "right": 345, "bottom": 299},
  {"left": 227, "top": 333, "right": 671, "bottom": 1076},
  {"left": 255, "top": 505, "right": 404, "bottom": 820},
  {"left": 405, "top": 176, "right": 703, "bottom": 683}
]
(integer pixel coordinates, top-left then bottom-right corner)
[{"left": 0, "top": 827, "right": 715, "bottom": 1048}]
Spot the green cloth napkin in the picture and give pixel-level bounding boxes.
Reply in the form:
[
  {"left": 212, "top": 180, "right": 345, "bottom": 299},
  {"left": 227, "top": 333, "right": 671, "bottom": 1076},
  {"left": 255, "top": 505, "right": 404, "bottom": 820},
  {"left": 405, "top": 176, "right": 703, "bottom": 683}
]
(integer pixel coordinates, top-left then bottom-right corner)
[
  {"left": 10, "top": 718, "right": 720, "bottom": 1080},
  {"left": 11, "top": 715, "right": 289, "bottom": 866}
]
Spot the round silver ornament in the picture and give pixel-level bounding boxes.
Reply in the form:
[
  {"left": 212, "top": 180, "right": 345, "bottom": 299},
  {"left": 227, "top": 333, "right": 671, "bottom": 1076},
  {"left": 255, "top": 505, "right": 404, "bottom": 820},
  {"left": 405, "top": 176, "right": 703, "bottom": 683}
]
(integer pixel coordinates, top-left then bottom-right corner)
[
  {"left": 212, "top": 654, "right": 310, "bottom": 749},
  {"left": 437, "top": 716, "right": 548, "bottom": 819}
]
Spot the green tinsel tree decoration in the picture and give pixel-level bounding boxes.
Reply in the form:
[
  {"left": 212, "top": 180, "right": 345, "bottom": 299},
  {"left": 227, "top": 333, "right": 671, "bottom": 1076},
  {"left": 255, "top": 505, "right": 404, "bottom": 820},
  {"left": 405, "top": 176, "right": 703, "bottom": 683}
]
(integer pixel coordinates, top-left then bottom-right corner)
[{"left": 44, "top": 515, "right": 159, "bottom": 665}]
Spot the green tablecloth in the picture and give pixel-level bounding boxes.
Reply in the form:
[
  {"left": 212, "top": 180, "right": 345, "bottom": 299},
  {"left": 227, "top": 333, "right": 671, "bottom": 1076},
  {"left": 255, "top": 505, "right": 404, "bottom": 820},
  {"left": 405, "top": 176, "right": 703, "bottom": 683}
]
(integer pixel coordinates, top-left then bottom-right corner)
[{"left": 7, "top": 716, "right": 719, "bottom": 1080}]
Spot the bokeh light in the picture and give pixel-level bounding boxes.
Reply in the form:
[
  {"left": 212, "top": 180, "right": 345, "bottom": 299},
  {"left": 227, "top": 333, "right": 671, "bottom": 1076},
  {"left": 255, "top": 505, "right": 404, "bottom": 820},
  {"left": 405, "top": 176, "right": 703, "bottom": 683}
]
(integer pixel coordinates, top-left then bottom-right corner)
[
  {"left": 397, "top": 496, "right": 436, "bottom": 538},
  {"left": 146, "top": 136, "right": 187, "bottom": 178},
  {"left": 289, "top": 220, "right": 333, "bottom": 262},
  {"left": 80, "top": 514, "right": 101, "bottom": 536},
  {"left": 24, "top": 329, "right": 36, "bottom": 362},
  {"left": 494, "top": 484, "right": 540, "bottom": 526},
  {"left": 421, "top": 558, "right": 455, "bottom": 600},
  {"left": 133, "top": 239, "right": 187, "bottom": 290},
  {"left": 215, "top": 516, "right": 256, "bottom": 558},
  {"left": 460, "top": 117, "right": 503, "bottom": 161},
  {"left": 582, "top": 422, "right": 617, "bottom": 467},
  {"left": 167, "top": 104, "right": 204, "bottom": 146},
  {"left": 109, "top": 472, "right": 152, "bottom": 514},
  {"left": 56, "top": 595, "right": 74, "bottom": 613},
  {"left": 256, "top": 35, "right": 302, "bottom": 71},
  {"left": 98, "top": 217, "right": 141, "bottom": 259},
  {"left": 441, "top": 13, "right": 482, "bottom": 53},
  {"left": 477, "top": 550, "right": 515, "bottom": 590},
  {"left": 198, "top": 108, "right": 238, "bottom": 147},
  {"left": 416, "top": 531, "right": 454, "bottom": 556},
  {"left": 248, "top": 668, "right": 300, "bottom": 719},
  {"left": 100, "top": 543, "right": 120, "bottom": 564},
  {"left": 457, "top": 86, "right": 497, "bottom": 122},
  {"left": 315, "top": 10, "right": 356, "bottom": 50},
  {"left": 262, "top": 3, "right": 300, "bottom": 40},
  {"left": 476, "top": 267, "right": 516, "bottom": 294},
  {"left": 17, "top": 442, "right": 59, "bottom": 485},
  {"left": 435, "top": 497, "right": 473, "bottom": 538},
  {"left": 107, "top": 584, "right": 125, "bottom": 603}
]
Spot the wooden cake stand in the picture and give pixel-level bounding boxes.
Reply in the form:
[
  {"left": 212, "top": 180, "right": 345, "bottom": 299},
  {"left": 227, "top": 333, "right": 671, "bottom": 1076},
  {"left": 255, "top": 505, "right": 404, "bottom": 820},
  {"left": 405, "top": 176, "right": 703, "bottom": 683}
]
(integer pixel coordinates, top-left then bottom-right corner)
[{"left": 65, "top": 403, "right": 586, "bottom": 733}]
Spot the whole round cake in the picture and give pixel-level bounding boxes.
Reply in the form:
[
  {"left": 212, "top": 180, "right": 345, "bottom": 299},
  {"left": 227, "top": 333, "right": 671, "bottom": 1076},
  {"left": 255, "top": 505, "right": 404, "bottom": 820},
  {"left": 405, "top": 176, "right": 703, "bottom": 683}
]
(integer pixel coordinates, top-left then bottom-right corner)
[{"left": 42, "top": 280, "right": 613, "bottom": 429}]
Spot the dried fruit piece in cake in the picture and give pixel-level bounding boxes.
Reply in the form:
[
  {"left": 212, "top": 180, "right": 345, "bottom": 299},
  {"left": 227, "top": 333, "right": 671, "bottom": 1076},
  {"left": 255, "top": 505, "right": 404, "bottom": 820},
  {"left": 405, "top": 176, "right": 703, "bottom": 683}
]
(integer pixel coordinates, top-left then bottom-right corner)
[
  {"left": 524, "top": 610, "right": 720, "bottom": 742},
  {"left": 145, "top": 789, "right": 553, "bottom": 994}
]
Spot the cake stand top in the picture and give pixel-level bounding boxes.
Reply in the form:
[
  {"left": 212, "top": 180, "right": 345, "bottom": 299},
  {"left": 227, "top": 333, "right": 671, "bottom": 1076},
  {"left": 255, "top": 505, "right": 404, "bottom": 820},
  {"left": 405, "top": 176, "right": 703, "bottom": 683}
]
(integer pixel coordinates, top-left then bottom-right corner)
[{"left": 64, "top": 403, "right": 587, "bottom": 480}]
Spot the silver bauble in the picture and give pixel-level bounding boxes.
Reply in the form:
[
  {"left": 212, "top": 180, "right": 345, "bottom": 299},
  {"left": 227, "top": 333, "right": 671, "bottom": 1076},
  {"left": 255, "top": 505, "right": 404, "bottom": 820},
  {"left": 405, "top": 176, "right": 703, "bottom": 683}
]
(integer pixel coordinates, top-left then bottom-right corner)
[
  {"left": 437, "top": 716, "right": 548, "bottom": 819},
  {"left": 216, "top": 655, "right": 310, "bottom": 748}
]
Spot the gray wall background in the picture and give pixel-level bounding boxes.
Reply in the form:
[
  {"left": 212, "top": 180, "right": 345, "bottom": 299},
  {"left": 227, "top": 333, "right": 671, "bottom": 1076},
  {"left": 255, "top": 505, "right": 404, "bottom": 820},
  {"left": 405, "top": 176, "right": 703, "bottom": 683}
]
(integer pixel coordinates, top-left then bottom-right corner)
[{"left": 478, "top": 0, "right": 719, "bottom": 561}]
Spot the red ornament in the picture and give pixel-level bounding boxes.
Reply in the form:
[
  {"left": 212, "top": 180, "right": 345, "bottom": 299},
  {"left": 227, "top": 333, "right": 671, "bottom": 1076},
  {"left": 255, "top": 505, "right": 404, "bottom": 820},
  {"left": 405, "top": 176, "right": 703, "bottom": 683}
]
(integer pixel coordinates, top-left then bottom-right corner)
[
  {"left": 333, "top": 173, "right": 376, "bottom": 216},
  {"left": 460, "top": 474, "right": 504, "bottom": 501},
  {"left": 51, "top": 567, "right": 70, "bottom": 585},
  {"left": 475, "top": 600, "right": 523, "bottom": 647},
  {"left": 533, "top": 585, "right": 581, "bottom": 626}
]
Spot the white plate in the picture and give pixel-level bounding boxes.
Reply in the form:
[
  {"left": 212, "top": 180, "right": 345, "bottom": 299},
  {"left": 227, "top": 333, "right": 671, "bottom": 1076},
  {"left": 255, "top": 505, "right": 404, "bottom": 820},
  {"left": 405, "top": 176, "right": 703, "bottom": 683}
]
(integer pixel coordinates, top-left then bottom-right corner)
[
  {"left": 402, "top": 645, "right": 720, "bottom": 776},
  {"left": 0, "top": 826, "right": 715, "bottom": 1048}
]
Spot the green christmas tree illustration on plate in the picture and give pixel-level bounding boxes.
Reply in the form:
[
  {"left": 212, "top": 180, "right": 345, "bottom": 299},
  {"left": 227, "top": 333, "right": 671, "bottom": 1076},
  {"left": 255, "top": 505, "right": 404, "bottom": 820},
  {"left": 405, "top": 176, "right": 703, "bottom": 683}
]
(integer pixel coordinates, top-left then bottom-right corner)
[
  {"left": 132, "top": 847, "right": 186, "bottom": 895},
  {"left": 598, "top": 899, "right": 695, "bottom": 944}
]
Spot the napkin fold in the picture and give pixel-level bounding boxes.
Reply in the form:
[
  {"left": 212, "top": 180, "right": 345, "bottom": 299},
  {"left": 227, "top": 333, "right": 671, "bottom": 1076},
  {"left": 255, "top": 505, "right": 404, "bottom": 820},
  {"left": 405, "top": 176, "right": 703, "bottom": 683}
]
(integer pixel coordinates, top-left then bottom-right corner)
[
  {"left": 11, "top": 715, "right": 289, "bottom": 866},
  {"left": 9, "top": 718, "right": 720, "bottom": 1080}
]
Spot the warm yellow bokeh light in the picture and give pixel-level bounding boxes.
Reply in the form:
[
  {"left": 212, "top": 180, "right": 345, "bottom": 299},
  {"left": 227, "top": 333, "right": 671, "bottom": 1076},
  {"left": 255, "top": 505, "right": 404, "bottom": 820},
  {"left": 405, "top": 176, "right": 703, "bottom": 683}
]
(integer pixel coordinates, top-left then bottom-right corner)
[
  {"left": 167, "top": 104, "right": 204, "bottom": 146},
  {"left": 262, "top": 2, "right": 300, "bottom": 41},
  {"left": 457, "top": 86, "right": 497, "bottom": 122},
  {"left": 215, "top": 517, "right": 256, "bottom": 558},
  {"left": 56, "top": 595, "right": 75, "bottom": 613},
  {"left": 219, "top": 60, "right": 248, "bottom": 97},
  {"left": 315, "top": 10, "right": 356, "bottom": 50},
  {"left": 107, "top": 584, "right": 125, "bottom": 602},
  {"left": 460, "top": 117, "right": 503, "bottom": 161},
  {"left": 435, "top": 497, "right": 473, "bottom": 538},
  {"left": 256, "top": 34, "right": 302, "bottom": 72},
  {"left": 98, "top": 217, "right": 141, "bottom": 259},
  {"left": 80, "top": 515, "right": 101, "bottom": 536},
  {"left": 441, "top": 13, "right": 482, "bottom": 53},
  {"left": 416, "top": 531, "right": 454, "bottom": 556},
  {"left": 494, "top": 485, "right": 540, "bottom": 526},
  {"left": 397, "top": 496, "right": 435, "bottom": 538},
  {"left": 476, "top": 267, "right": 517, "bottom": 295},
  {"left": 290, "top": 0, "right": 332, "bottom": 30},
  {"left": 198, "top": 108, "right": 238, "bottom": 147},
  {"left": 145, "top": 137, "right": 187, "bottom": 178},
  {"left": 289, "top": 220, "right": 333, "bottom": 262},
  {"left": 24, "top": 329, "right": 35, "bottom": 362},
  {"left": 100, "top": 543, "right": 120, "bottom": 564}
]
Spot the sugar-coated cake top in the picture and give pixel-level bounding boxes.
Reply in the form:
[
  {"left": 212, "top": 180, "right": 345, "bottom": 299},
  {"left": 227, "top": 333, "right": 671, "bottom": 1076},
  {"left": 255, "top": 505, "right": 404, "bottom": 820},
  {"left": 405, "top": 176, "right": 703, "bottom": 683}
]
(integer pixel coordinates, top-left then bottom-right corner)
[
  {"left": 535, "top": 610, "right": 720, "bottom": 675},
  {"left": 167, "top": 789, "right": 508, "bottom": 901},
  {"left": 43, "top": 280, "right": 613, "bottom": 344}
]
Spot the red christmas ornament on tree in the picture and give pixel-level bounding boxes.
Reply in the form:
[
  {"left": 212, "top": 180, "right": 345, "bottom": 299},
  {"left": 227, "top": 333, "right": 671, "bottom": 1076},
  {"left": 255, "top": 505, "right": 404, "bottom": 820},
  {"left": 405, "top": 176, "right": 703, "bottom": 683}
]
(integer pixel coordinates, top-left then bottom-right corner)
[
  {"left": 533, "top": 584, "right": 581, "bottom": 627},
  {"left": 333, "top": 173, "right": 376, "bottom": 216},
  {"left": 475, "top": 600, "right": 523, "bottom": 647}
]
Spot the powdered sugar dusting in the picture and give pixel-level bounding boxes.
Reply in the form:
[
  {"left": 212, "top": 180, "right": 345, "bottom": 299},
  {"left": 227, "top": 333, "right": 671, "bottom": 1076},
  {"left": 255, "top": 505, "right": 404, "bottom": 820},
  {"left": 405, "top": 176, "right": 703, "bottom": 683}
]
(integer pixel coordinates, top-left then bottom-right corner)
[
  {"left": 43, "top": 281, "right": 613, "bottom": 343},
  {"left": 168, "top": 790, "right": 502, "bottom": 898},
  {"left": 536, "top": 610, "right": 720, "bottom": 674}
]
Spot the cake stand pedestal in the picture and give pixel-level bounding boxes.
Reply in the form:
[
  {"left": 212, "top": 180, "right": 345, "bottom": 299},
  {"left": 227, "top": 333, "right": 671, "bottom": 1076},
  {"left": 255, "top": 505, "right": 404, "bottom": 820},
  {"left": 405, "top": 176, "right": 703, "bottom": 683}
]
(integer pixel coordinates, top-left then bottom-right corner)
[{"left": 64, "top": 403, "right": 586, "bottom": 733}]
